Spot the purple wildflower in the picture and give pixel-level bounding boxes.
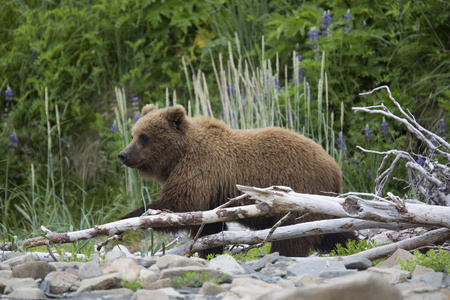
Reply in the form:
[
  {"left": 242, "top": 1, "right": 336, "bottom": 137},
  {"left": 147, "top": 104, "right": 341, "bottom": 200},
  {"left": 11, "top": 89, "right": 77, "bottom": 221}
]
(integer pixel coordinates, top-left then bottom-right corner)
[
  {"left": 344, "top": 9, "right": 352, "bottom": 32},
  {"left": 438, "top": 119, "right": 446, "bottom": 134},
  {"left": 381, "top": 118, "right": 389, "bottom": 137},
  {"left": 307, "top": 27, "right": 320, "bottom": 49},
  {"left": 111, "top": 123, "right": 118, "bottom": 132},
  {"left": 337, "top": 131, "right": 346, "bottom": 150},
  {"left": 5, "top": 87, "right": 13, "bottom": 101},
  {"left": 133, "top": 115, "right": 140, "bottom": 123},
  {"left": 364, "top": 124, "right": 372, "bottom": 141},
  {"left": 9, "top": 132, "right": 18, "bottom": 149},
  {"left": 366, "top": 169, "right": 371, "bottom": 179},
  {"left": 320, "top": 10, "right": 332, "bottom": 35},
  {"left": 416, "top": 157, "right": 424, "bottom": 166},
  {"left": 428, "top": 137, "right": 437, "bottom": 152}
]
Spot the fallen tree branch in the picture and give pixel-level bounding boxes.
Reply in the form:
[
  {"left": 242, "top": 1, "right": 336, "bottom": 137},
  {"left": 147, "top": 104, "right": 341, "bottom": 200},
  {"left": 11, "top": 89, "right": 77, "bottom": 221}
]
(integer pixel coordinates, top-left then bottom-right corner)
[{"left": 158, "top": 218, "right": 420, "bottom": 256}]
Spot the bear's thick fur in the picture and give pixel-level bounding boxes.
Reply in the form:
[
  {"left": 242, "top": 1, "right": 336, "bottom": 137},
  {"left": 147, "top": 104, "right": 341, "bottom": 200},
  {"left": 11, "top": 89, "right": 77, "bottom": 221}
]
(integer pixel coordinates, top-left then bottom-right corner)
[{"left": 118, "top": 104, "right": 355, "bottom": 257}]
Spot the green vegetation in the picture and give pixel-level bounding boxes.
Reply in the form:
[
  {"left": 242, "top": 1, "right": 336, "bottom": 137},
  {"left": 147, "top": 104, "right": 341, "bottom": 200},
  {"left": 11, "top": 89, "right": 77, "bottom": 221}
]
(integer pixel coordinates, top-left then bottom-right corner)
[
  {"left": 121, "top": 278, "right": 143, "bottom": 291},
  {"left": 207, "top": 243, "right": 272, "bottom": 263},
  {"left": 399, "top": 248, "right": 450, "bottom": 273},
  {"left": 172, "top": 271, "right": 226, "bottom": 288},
  {"left": 1, "top": 0, "right": 449, "bottom": 255},
  {"left": 328, "top": 239, "right": 388, "bottom": 264}
]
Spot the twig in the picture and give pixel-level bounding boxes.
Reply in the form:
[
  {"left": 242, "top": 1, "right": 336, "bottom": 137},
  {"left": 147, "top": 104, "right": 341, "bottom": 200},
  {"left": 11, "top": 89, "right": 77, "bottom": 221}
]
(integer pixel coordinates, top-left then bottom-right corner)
[
  {"left": 45, "top": 241, "right": 59, "bottom": 262},
  {"left": 96, "top": 232, "right": 127, "bottom": 251}
]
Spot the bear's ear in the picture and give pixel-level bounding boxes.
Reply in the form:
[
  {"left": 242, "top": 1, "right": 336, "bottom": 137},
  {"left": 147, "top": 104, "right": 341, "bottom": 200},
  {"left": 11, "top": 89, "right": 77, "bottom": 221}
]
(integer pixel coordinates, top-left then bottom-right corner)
[
  {"left": 165, "top": 105, "right": 186, "bottom": 128},
  {"left": 142, "top": 104, "right": 157, "bottom": 116}
]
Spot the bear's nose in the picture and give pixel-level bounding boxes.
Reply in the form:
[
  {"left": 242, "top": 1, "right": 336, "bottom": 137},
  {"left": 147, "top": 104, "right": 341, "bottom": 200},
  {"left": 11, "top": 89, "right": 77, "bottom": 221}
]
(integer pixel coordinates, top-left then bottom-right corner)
[{"left": 118, "top": 152, "right": 128, "bottom": 164}]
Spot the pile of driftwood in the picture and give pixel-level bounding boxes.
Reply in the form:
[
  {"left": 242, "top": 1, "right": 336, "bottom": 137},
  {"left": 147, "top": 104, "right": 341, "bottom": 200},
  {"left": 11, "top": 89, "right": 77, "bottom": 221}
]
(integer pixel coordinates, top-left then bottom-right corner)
[{"left": 1, "top": 86, "right": 449, "bottom": 260}]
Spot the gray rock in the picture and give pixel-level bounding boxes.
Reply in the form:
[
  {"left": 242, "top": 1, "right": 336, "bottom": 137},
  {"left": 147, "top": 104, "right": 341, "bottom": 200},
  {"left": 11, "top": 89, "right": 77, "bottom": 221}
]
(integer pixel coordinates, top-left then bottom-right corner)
[
  {"left": 412, "top": 272, "right": 444, "bottom": 288},
  {"left": 4, "top": 278, "right": 38, "bottom": 294},
  {"left": 277, "top": 279, "right": 295, "bottom": 289},
  {"left": 250, "top": 272, "right": 280, "bottom": 284},
  {"left": 78, "top": 261, "right": 103, "bottom": 280},
  {"left": 3, "top": 253, "right": 35, "bottom": 268},
  {"left": 49, "top": 261, "right": 84, "bottom": 271},
  {"left": 230, "top": 277, "right": 282, "bottom": 299},
  {"left": 77, "top": 272, "right": 122, "bottom": 292},
  {"left": 411, "top": 265, "right": 435, "bottom": 278},
  {"left": 2, "top": 252, "right": 26, "bottom": 261},
  {"left": 12, "top": 261, "right": 56, "bottom": 279},
  {"left": 140, "top": 269, "right": 158, "bottom": 289},
  {"left": 251, "top": 252, "right": 280, "bottom": 271},
  {"left": 160, "top": 266, "right": 232, "bottom": 283},
  {"left": 286, "top": 260, "right": 346, "bottom": 277},
  {"left": 260, "top": 260, "right": 297, "bottom": 277},
  {"left": 132, "top": 289, "right": 169, "bottom": 300},
  {"left": 45, "top": 271, "right": 80, "bottom": 294},
  {"left": 144, "top": 278, "right": 173, "bottom": 290},
  {"left": 200, "top": 281, "right": 228, "bottom": 295},
  {"left": 0, "top": 270, "right": 12, "bottom": 279},
  {"left": 367, "top": 267, "right": 410, "bottom": 284},
  {"left": 135, "top": 256, "right": 159, "bottom": 268},
  {"left": 38, "top": 279, "right": 51, "bottom": 294},
  {"left": 0, "top": 263, "right": 11, "bottom": 270},
  {"left": 342, "top": 257, "right": 372, "bottom": 270},
  {"left": 104, "top": 245, "right": 130, "bottom": 261},
  {"left": 376, "top": 248, "right": 413, "bottom": 269},
  {"left": 104, "top": 257, "right": 140, "bottom": 282},
  {"left": 289, "top": 274, "right": 325, "bottom": 287},
  {"left": 396, "top": 281, "right": 450, "bottom": 300},
  {"left": 256, "top": 272, "right": 402, "bottom": 300},
  {"left": 318, "top": 268, "right": 357, "bottom": 278},
  {"left": 91, "top": 287, "right": 135, "bottom": 295},
  {"left": 442, "top": 273, "right": 450, "bottom": 288},
  {"left": 8, "top": 287, "right": 45, "bottom": 299},
  {"left": 156, "top": 254, "right": 204, "bottom": 270},
  {"left": 238, "top": 261, "right": 255, "bottom": 274},
  {"left": 208, "top": 254, "right": 245, "bottom": 275},
  {"left": 0, "top": 277, "right": 10, "bottom": 293}
]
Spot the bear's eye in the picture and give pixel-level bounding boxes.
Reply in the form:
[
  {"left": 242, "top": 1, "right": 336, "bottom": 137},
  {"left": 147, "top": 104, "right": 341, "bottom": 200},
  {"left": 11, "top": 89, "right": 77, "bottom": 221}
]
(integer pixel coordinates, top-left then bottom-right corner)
[{"left": 138, "top": 134, "right": 149, "bottom": 146}]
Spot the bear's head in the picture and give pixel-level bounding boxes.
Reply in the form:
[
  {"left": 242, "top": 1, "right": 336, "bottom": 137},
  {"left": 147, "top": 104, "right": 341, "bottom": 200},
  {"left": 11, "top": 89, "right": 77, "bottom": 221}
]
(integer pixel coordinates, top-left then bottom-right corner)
[{"left": 118, "top": 104, "right": 189, "bottom": 182}]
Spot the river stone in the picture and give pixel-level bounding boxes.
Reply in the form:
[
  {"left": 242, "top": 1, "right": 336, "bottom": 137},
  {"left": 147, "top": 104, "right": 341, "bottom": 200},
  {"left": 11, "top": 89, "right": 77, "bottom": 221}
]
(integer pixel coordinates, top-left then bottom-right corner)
[
  {"left": 342, "top": 257, "right": 372, "bottom": 270},
  {"left": 2, "top": 252, "right": 26, "bottom": 261},
  {"left": 376, "top": 248, "right": 413, "bottom": 269},
  {"left": 78, "top": 261, "right": 103, "bottom": 280},
  {"left": 250, "top": 272, "right": 280, "bottom": 284},
  {"left": 12, "top": 261, "right": 56, "bottom": 279},
  {"left": 132, "top": 289, "right": 169, "bottom": 300},
  {"left": 91, "top": 287, "right": 135, "bottom": 295},
  {"left": 104, "top": 245, "right": 130, "bottom": 261},
  {"left": 8, "top": 287, "right": 45, "bottom": 299},
  {"left": 290, "top": 274, "right": 326, "bottom": 287},
  {"left": 319, "top": 268, "right": 357, "bottom": 278},
  {"left": 157, "top": 254, "right": 204, "bottom": 270},
  {"left": 0, "top": 264, "right": 11, "bottom": 271},
  {"left": 200, "top": 281, "right": 228, "bottom": 295},
  {"left": 412, "top": 272, "right": 444, "bottom": 288},
  {"left": 4, "top": 278, "right": 38, "bottom": 294},
  {"left": 367, "top": 267, "right": 410, "bottom": 284},
  {"left": 0, "top": 277, "right": 10, "bottom": 293},
  {"left": 104, "top": 257, "right": 140, "bottom": 282},
  {"left": 411, "top": 265, "right": 435, "bottom": 278},
  {"left": 160, "top": 266, "right": 232, "bottom": 283},
  {"left": 45, "top": 271, "right": 80, "bottom": 294},
  {"left": 135, "top": 256, "right": 159, "bottom": 268},
  {"left": 77, "top": 272, "right": 122, "bottom": 292},
  {"left": 144, "top": 278, "right": 173, "bottom": 290},
  {"left": 140, "top": 269, "right": 158, "bottom": 289},
  {"left": 396, "top": 281, "right": 450, "bottom": 300},
  {"left": 230, "top": 277, "right": 282, "bottom": 299},
  {"left": 256, "top": 272, "right": 402, "bottom": 300},
  {"left": 3, "top": 253, "right": 35, "bottom": 268},
  {"left": 277, "top": 279, "right": 295, "bottom": 289},
  {"left": 39, "top": 279, "right": 51, "bottom": 294},
  {"left": 286, "top": 260, "right": 346, "bottom": 277},
  {"left": 260, "top": 260, "right": 297, "bottom": 277},
  {"left": 208, "top": 254, "right": 245, "bottom": 275},
  {"left": 250, "top": 252, "right": 280, "bottom": 271},
  {"left": 0, "top": 270, "right": 12, "bottom": 279}
]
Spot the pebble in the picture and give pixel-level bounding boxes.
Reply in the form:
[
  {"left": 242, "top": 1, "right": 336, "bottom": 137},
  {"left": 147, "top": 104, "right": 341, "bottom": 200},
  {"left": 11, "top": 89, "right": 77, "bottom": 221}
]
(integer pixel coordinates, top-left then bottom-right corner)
[{"left": 0, "top": 244, "right": 449, "bottom": 299}]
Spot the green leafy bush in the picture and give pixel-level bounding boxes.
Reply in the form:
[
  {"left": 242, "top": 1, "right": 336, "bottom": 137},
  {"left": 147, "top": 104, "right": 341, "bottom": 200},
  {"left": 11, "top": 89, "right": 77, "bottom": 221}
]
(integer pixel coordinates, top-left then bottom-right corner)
[
  {"left": 399, "top": 248, "right": 450, "bottom": 273},
  {"left": 172, "top": 271, "right": 225, "bottom": 288}
]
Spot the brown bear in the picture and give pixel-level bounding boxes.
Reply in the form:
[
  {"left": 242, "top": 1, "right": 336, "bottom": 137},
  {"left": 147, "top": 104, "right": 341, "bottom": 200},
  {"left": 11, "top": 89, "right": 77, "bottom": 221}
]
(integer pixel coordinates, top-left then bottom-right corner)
[{"left": 118, "top": 104, "right": 355, "bottom": 257}]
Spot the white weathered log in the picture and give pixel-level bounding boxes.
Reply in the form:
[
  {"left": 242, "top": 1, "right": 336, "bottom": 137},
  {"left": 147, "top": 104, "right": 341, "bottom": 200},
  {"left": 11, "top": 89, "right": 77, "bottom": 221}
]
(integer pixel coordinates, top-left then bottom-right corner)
[
  {"left": 237, "top": 185, "right": 450, "bottom": 227},
  {"left": 159, "top": 218, "right": 418, "bottom": 256}
]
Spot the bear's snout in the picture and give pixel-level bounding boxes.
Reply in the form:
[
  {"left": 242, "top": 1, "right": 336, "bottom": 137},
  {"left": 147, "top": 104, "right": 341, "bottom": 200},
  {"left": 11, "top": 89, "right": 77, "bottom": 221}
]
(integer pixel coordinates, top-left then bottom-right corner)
[{"left": 118, "top": 152, "right": 128, "bottom": 164}]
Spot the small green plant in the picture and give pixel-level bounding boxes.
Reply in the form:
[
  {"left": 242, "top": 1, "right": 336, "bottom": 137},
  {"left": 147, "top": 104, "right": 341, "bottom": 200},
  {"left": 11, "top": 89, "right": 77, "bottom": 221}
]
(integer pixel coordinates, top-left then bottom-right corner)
[
  {"left": 206, "top": 243, "right": 271, "bottom": 263},
  {"left": 121, "top": 278, "right": 142, "bottom": 291},
  {"left": 172, "top": 271, "right": 225, "bottom": 288},
  {"left": 399, "top": 248, "right": 450, "bottom": 273},
  {"left": 328, "top": 239, "right": 388, "bottom": 264}
]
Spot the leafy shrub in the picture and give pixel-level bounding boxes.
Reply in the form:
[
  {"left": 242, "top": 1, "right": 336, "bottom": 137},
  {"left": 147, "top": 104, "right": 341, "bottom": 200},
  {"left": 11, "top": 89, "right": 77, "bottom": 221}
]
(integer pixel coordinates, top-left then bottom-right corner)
[
  {"left": 172, "top": 271, "right": 226, "bottom": 288},
  {"left": 399, "top": 248, "right": 450, "bottom": 273}
]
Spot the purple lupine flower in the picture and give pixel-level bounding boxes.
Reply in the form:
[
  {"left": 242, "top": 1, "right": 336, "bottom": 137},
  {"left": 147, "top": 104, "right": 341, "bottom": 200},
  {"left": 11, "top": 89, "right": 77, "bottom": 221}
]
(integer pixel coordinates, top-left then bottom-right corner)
[
  {"left": 5, "top": 87, "right": 13, "bottom": 101},
  {"left": 111, "top": 123, "right": 118, "bottom": 132},
  {"left": 9, "top": 132, "right": 18, "bottom": 148},
  {"left": 273, "top": 75, "right": 281, "bottom": 89},
  {"left": 307, "top": 27, "right": 320, "bottom": 49},
  {"left": 438, "top": 119, "right": 446, "bottom": 134},
  {"left": 428, "top": 137, "right": 437, "bottom": 152},
  {"left": 32, "top": 50, "right": 38, "bottom": 60},
  {"left": 295, "top": 51, "right": 304, "bottom": 62},
  {"left": 366, "top": 169, "right": 371, "bottom": 179},
  {"left": 320, "top": 10, "right": 332, "bottom": 35},
  {"left": 416, "top": 157, "right": 425, "bottom": 166},
  {"left": 364, "top": 124, "right": 372, "bottom": 141},
  {"left": 381, "top": 118, "right": 389, "bottom": 137},
  {"left": 133, "top": 115, "right": 140, "bottom": 123},
  {"left": 337, "top": 131, "right": 346, "bottom": 150},
  {"left": 343, "top": 9, "right": 352, "bottom": 32}
]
